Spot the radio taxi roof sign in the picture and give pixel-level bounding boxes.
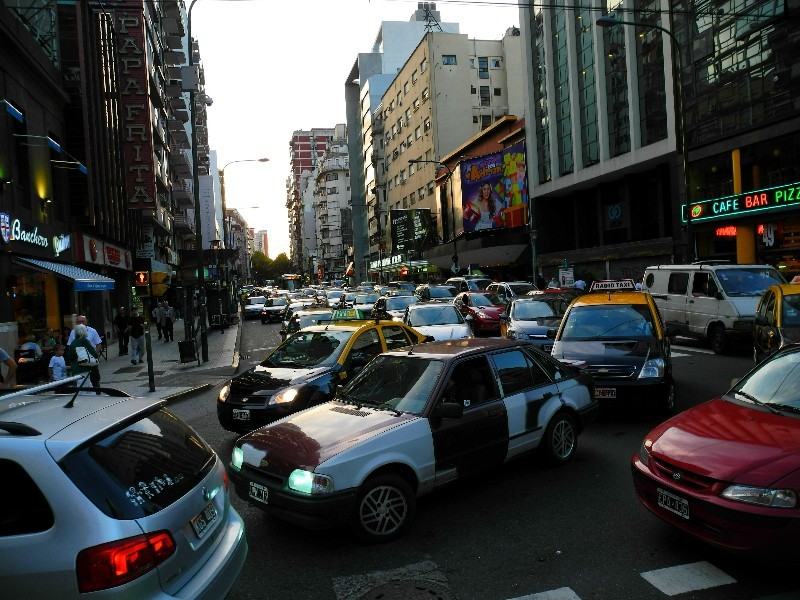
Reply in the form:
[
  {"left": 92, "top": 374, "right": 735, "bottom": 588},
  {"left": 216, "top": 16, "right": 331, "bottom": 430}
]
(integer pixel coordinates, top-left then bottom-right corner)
[{"left": 589, "top": 279, "right": 637, "bottom": 292}]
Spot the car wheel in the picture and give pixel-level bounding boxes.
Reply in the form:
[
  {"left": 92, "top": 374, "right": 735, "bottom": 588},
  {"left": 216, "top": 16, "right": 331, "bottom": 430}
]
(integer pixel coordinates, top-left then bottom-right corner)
[
  {"left": 350, "top": 474, "right": 415, "bottom": 543},
  {"left": 540, "top": 412, "right": 577, "bottom": 465},
  {"left": 661, "top": 379, "right": 677, "bottom": 416},
  {"left": 709, "top": 325, "right": 728, "bottom": 354}
]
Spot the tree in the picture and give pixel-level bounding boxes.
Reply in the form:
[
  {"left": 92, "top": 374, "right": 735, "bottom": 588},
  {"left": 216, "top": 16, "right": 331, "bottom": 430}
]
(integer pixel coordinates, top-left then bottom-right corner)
[{"left": 250, "top": 251, "right": 271, "bottom": 284}]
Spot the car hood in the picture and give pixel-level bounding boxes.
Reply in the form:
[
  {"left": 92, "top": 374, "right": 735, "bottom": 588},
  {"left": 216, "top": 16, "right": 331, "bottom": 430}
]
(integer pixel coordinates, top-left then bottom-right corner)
[
  {"left": 230, "top": 364, "right": 330, "bottom": 395},
  {"left": 239, "top": 401, "right": 417, "bottom": 472},
  {"left": 552, "top": 339, "right": 658, "bottom": 364},
  {"left": 510, "top": 317, "right": 562, "bottom": 334},
  {"left": 726, "top": 296, "right": 760, "bottom": 317},
  {"left": 473, "top": 306, "right": 504, "bottom": 318},
  {"left": 648, "top": 398, "right": 800, "bottom": 486},
  {"left": 412, "top": 323, "right": 471, "bottom": 340}
]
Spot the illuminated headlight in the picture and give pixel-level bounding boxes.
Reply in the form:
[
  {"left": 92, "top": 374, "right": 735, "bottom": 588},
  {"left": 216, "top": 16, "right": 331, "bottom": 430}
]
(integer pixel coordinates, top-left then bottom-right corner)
[
  {"left": 269, "top": 386, "right": 300, "bottom": 405},
  {"left": 638, "top": 439, "right": 652, "bottom": 467},
  {"left": 288, "top": 469, "right": 333, "bottom": 495},
  {"left": 218, "top": 384, "right": 231, "bottom": 402},
  {"left": 721, "top": 485, "right": 796, "bottom": 508},
  {"left": 638, "top": 357, "right": 665, "bottom": 379},
  {"left": 231, "top": 447, "right": 244, "bottom": 471}
]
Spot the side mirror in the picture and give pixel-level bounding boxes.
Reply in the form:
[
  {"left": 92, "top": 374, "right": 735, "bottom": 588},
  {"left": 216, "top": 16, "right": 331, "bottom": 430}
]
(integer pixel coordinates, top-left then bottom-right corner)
[
  {"left": 546, "top": 328, "right": 557, "bottom": 339},
  {"left": 424, "top": 335, "right": 436, "bottom": 342},
  {"left": 431, "top": 402, "right": 464, "bottom": 419}
]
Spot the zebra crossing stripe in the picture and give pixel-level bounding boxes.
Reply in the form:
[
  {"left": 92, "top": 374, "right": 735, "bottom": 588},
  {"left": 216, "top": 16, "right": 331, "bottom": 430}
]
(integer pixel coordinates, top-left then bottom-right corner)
[
  {"left": 508, "top": 587, "right": 581, "bottom": 600},
  {"left": 640, "top": 561, "right": 736, "bottom": 596}
]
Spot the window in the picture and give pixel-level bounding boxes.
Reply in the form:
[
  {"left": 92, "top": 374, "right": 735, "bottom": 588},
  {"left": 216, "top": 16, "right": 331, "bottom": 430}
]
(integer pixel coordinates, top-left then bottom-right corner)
[
  {"left": 423, "top": 118, "right": 431, "bottom": 132},
  {"left": 442, "top": 54, "right": 457, "bottom": 65},
  {"left": 471, "top": 85, "right": 476, "bottom": 94},
  {"left": 389, "top": 100, "right": 395, "bottom": 111},
  {"left": 403, "top": 81, "right": 410, "bottom": 94},
  {"left": 667, "top": 273, "right": 689, "bottom": 294},
  {"left": 481, "top": 115, "right": 492, "bottom": 129},
  {"left": 418, "top": 187, "right": 425, "bottom": 199},
  {"left": 422, "top": 88, "right": 430, "bottom": 102},
  {"left": 478, "top": 56, "right": 489, "bottom": 79},
  {"left": 396, "top": 92, "right": 401, "bottom": 105},
  {"left": 480, "top": 86, "right": 490, "bottom": 107},
  {"left": 412, "top": 70, "right": 418, "bottom": 83},
  {"left": 325, "top": 173, "right": 338, "bottom": 181},
  {"left": 413, "top": 98, "right": 420, "bottom": 111},
  {"left": 420, "top": 58, "right": 428, "bottom": 73},
  {"left": 415, "top": 126, "right": 421, "bottom": 139},
  {"left": 406, "top": 134, "right": 412, "bottom": 147},
  {"left": 446, "top": 357, "right": 497, "bottom": 407},
  {"left": 469, "top": 58, "right": 475, "bottom": 68},
  {"left": 327, "top": 187, "right": 338, "bottom": 194},
  {"left": 427, "top": 182, "right": 434, "bottom": 195},
  {"left": 409, "top": 191, "right": 416, "bottom": 205},
  {"left": 402, "top": 196, "right": 408, "bottom": 208},
  {"left": 494, "top": 87, "right": 502, "bottom": 96},
  {"left": 473, "top": 115, "right": 479, "bottom": 123},
  {"left": 383, "top": 326, "right": 413, "bottom": 350},
  {"left": 0, "top": 460, "right": 53, "bottom": 536},
  {"left": 494, "top": 349, "right": 547, "bottom": 395},
  {"left": 346, "top": 329, "right": 382, "bottom": 370},
  {"left": 491, "top": 58, "right": 502, "bottom": 68}
]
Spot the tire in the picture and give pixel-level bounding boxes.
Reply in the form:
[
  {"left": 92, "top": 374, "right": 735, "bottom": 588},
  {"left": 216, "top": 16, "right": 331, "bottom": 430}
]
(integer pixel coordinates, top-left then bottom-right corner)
[
  {"left": 540, "top": 412, "right": 578, "bottom": 465},
  {"left": 709, "top": 325, "right": 728, "bottom": 354},
  {"left": 661, "top": 379, "right": 677, "bottom": 416},
  {"left": 350, "top": 474, "right": 415, "bottom": 543}
]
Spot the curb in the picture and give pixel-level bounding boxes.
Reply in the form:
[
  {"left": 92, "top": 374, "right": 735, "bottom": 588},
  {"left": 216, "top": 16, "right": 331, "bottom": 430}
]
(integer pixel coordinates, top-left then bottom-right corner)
[
  {"left": 232, "top": 310, "right": 244, "bottom": 375},
  {"left": 161, "top": 383, "right": 213, "bottom": 403}
]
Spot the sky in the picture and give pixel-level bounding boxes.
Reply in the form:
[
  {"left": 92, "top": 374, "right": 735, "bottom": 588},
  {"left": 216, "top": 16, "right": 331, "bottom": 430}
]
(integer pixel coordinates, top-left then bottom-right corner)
[{"left": 192, "top": 0, "right": 521, "bottom": 259}]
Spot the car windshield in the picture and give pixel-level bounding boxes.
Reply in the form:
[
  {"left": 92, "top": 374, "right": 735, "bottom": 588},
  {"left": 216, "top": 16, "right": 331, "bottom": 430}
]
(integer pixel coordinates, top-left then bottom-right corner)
[
  {"left": 297, "top": 312, "right": 333, "bottom": 328},
  {"left": 344, "top": 292, "right": 359, "bottom": 301},
  {"left": 340, "top": 355, "right": 445, "bottom": 415},
  {"left": 248, "top": 296, "right": 266, "bottom": 305},
  {"left": 407, "top": 305, "right": 464, "bottom": 326},
  {"left": 782, "top": 294, "right": 800, "bottom": 326},
  {"left": 513, "top": 300, "right": 560, "bottom": 320},
  {"left": 429, "top": 287, "right": 457, "bottom": 298},
  {"left": 731, "top": 347, "right": 800, "bottom": 411},
  {"left": 509, "top": 283, "right": 536, "bottom": 295},
  {"left": 386, "top": 296, "right": 419, "bottom": 311},
  {"left": 715, "top": 268, "right": 784, "bottom": 297},
  {"left": 471, "top": 293, "right": 503, "bottom": 307},
  {"left": 268, "top": 297, "right": 287, "bottom": 307},
  {"left": 263, "top": 330, "right": 351, "bottom": 368},
  {"left": 561, "top": 304, "right": 656, "bottom": 340},
  {"left": 355, "top": 294, "right": 379, "bottom": 304}
]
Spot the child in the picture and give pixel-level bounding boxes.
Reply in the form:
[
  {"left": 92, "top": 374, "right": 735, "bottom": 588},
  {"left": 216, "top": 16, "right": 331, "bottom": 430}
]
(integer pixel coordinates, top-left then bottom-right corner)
[{"left": 49, "top": 344, "right": 68, "bottom": 382}]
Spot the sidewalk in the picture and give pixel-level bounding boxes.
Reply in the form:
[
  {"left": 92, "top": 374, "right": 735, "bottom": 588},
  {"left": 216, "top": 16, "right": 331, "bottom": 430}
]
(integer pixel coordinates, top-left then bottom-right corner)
[{"left": 96, "top": 315, "right": 242, "bottom": 402}]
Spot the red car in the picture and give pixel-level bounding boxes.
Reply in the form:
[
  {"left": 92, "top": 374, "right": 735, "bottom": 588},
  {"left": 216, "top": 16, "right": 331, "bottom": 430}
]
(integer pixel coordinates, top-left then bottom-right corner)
[
  {"left": 631, "top": 344, "right": 800, "bottom": 558},
  {"left": 454, "top": 291, "right": 506, "bottom": 335}
]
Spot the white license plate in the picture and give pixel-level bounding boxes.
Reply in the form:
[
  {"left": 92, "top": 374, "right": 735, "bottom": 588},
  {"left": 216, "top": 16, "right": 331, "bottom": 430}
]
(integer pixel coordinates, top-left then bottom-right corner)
[
  {"left": 249, "top": 482, "right": 269, "bottom": 505},
  {"left": 658, "top": 487, "right": 689, "bottom": 519},
  {"left": 232, "top": 408, "right": 250, "bottom": 421},
  {"left": 595, "top": 387, "right": 616, "bottom": 399},
  {"left": 190, "top": 502, "right": 218, "bottom": 538}
]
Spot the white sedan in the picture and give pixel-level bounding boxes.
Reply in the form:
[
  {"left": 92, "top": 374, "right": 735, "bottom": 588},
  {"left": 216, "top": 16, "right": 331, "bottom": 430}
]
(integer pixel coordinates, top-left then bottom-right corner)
[
  {"left": 403, "top": 303, "right": 473, "bottom": 341},
  {"left": 243, "top": 296, "right": 267, "bottom": 319}
]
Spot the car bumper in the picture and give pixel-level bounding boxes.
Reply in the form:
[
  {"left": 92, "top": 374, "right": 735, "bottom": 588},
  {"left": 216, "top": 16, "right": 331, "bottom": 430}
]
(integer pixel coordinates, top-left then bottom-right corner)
[
  {"left": 217, "top": 401, "right": 292, "bottom": 432},
  {"left": 229, "top": 465, "right": 357, "bottom": 530},
  {"left": 590, "top": 377, "right": 670, "bottom": 406},
  {"left": 631, "top": 456, "right": 800, "bottom": 557},
  {"left": 471, "top": 319, "right": 501, "bottom": 333}
]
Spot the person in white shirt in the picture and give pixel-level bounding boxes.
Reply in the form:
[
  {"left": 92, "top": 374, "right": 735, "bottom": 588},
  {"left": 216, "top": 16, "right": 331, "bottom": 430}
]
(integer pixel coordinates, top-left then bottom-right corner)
[
  {"left": 19, "top": 334, "right": 43, "bottom": 361},
  {"left": 66, "top": 315, "right": 103, "bottom": 351}
]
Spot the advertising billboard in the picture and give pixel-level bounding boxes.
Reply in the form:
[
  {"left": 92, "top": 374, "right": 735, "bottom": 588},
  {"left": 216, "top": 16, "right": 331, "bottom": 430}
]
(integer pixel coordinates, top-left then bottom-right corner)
[
  {"left": 390, "top": 208, "right": 437, "bottom": 254},
  {"left": 459, "top": 141, "right": 528, "bottom": 233}
]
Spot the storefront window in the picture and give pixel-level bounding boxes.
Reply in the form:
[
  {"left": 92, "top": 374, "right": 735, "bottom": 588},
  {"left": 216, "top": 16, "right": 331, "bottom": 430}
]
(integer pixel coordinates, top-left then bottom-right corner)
[{"left": 11, "top": 270, "right": 59, "bottom": 347}]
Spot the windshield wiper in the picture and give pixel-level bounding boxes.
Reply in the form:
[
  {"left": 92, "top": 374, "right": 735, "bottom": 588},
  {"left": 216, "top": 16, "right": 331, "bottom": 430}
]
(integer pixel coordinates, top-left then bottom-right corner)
[{"left": 731, "top": 389, "right": 782, "bottom": 415}]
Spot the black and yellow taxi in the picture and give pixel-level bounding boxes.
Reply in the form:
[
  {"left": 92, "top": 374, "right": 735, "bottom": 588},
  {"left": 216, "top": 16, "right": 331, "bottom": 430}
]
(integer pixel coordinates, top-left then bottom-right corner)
[
  {"left": 549, "top": 280, "right": 677, "bottom": 414},
  {"left": 217, "top": 309, "right": 428, "bottom": 432},
  {"left": 753, "top": 277, "right": 800, "bottom": 364}
]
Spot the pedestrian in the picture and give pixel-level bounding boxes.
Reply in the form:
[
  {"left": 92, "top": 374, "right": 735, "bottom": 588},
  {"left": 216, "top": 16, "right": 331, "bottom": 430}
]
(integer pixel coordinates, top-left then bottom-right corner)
[
  {"left": 128, "top": 308, "right": 146, "bottom": 365},
  {"left": 547, "top": 277, "right": 559, "bottom": 289},
  {"left": 19, "top": 334, "right": 43, "bottom": 361},
  {"left": 152, "top": 302, "right": 164, "bottom": 340},
  {"left": 66, "top": 315, "right": 103, "bottom": 352},
  {"left": 68, "top": 324, "right": 101, "bottom": 393},
  {"left": 114, "top": 306, "right": 130, "bottom": 356},
  {"left": 161, "top": 300, "right": 176, "bottom": 342},
  {"left": 48, "top": 344, "right": 68, "bottom": 382},
  {"left": 0, "top": 346, "right": 17, "bottom": 388}
]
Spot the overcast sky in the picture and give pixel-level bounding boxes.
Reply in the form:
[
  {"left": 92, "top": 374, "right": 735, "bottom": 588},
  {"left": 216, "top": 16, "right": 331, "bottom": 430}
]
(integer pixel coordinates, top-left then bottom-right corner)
[{"left": 192, "top": 0, "right": 521, "bottom": 258}]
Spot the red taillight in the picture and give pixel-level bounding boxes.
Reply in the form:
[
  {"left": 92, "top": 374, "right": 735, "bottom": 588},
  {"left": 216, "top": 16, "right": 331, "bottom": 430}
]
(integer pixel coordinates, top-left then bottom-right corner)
[{"left": 75, "top": 531, "right": 176, "bottom": 593}]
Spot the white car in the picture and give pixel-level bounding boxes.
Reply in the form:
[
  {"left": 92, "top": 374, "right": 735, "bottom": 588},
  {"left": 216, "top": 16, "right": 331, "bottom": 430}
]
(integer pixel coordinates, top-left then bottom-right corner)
[
  {"left": 325, "top": 289, "right": 345, "bottom": 308},
  {"left": 403, "top": 303, "right": 473, "bottom": 341},
  {"left": 243, "top": 295, "right": 267, "bottom": 319},
  {"left": 372, "top": 295, "right": 420, "bottom": 320},
  {"left": 352, "top": 293, "right": 380, "bottom": 314}
]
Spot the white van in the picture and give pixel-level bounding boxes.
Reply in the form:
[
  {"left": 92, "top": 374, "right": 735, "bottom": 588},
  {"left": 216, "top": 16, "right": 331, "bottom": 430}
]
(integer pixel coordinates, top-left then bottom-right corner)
[{"left": 643, "top": 262, "right": 785, "bottom": 353}]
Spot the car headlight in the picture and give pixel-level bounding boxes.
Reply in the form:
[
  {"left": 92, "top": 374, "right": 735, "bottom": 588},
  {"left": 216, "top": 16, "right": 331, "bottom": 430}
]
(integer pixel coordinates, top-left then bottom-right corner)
[
  {"left": 721, "top": 485, "right": 797, "bottom": 508},
  {"left": 219, "top": 383, "right": 230, "bottom": 402},
  {"left": 288, "top": 469, "right": 333, "bottom": 495},
  {"left": 638, "top": 439, "right": 652, "bottom": 467},
  {"left": 269, "top": 386, "right": 300, "bottom": 405},
  {"left": 477, "top": 311, "right": 491, "bottom": 320},
  {"left": 506, "top": 329, "right": 521, "bottom": 339},
  {"left": 638, "top": 357, "right": 665, "bottom": 379},
  {"left": 231, "top": 446, "right": 244, "bottom": 471}
]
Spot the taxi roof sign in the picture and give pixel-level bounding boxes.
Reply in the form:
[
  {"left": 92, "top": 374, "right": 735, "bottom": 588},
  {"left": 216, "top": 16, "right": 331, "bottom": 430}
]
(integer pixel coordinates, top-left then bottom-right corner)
[
  {"left": 589, "top": 279, "right": 637, "bottom": 292},
  {"left": 791, "top": 276, "right": 800, "bottom": 284},
  {"left": 332, "top": 308, "right": 367, "bottom": 321}
]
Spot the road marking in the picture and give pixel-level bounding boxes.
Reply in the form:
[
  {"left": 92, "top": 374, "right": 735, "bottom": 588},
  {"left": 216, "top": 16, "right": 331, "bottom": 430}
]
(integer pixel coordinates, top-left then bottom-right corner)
[
  {"left": 509, "top": 587, "right": 581, "bottom": 600},
  {"left": 641, "top": 561, "right": 736, "bottom": 596},
  {"left": 672, "top": 344, "right": 716, "bottom": 355}
]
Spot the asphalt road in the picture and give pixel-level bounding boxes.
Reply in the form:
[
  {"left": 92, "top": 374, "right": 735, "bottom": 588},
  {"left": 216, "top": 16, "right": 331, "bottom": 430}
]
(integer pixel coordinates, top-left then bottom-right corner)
[{"left": 167, "top": 321, "right": 800, "bottom": 600}]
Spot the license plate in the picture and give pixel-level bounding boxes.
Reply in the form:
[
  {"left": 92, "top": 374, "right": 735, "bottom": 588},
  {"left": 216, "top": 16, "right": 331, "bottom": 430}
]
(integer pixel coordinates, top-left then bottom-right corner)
[
  {"left": 190, "top": 502, "right": 218, "bottom": 538},
  {"left": 542, "top": 344, "right": 553, "bottom": 353},
  {"left": 658, "top": 487, "right": 689, "bottom": 519},
  {"left": 249, "top": 482, "right": 269, "bottom": 505},
  {"left": 232, "top": 408, "right": 250, "bottom": 421},
  {"left": 595, "top": 387, "right": 616, "bottom": 399}
]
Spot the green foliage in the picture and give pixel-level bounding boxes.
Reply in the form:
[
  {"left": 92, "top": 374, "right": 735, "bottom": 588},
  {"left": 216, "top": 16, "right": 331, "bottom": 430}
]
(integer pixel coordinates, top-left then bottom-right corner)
[{"left": 250, "top": 252, "right": 294, "bottom": 285}]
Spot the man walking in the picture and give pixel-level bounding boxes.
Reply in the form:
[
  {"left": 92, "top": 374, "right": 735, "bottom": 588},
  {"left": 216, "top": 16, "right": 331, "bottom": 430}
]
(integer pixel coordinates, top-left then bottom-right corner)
[
  {"left": 161, "top": 301, "right": 176, "bottom": 342},
  {"left": 66, "top": 315, "right": 103, "bottom": 352},
  {"left": 129, "top": 308, "right": 146, "bottom": 364},
  {"left": 114, "top": 306, "right": 130, "bottom": 355},
  {"left": 152, "top": 301, "right": 164, "bottom": 340}
]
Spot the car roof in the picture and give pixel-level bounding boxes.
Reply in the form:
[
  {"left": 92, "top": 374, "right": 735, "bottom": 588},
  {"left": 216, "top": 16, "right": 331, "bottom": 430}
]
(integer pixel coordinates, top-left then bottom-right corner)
[
  {"left": 774, "top": 283, "right": 800, "bottom": 295},
  {"left": 571, "top": 291, "right": 650, "bottom": 306},
  {"left": 384, "top": 337, "right": 523, "bottom": 358}
]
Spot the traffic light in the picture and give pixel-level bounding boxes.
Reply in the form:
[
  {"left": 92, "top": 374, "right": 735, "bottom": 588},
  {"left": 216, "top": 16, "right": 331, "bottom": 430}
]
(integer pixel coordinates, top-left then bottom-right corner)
[{"left": 135, "top": 271, "right": 149, "bottom": 285}]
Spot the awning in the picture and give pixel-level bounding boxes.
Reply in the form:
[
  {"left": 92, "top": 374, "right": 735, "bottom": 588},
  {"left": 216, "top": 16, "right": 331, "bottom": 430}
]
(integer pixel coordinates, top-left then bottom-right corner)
[{"left": 14, "top": 257, "right": 115, "bottom": 291}]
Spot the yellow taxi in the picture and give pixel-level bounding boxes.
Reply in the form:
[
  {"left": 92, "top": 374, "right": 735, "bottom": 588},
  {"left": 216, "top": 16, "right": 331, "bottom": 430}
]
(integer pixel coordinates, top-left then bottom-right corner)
[
  {"left": 753, "top": 277, "right": 800, "bottom": 364},
  {"left": 549, "top": 280, "right": 677, "bottom": 414},
  {"left": 217, "top": 309, "right": 429, "bottom": 432}
]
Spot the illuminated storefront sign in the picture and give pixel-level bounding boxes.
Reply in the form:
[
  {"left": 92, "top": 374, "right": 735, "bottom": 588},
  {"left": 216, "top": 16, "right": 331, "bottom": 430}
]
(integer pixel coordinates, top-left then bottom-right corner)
[{"left": 682, "top": 181, "right": 800, "bottom": 223}]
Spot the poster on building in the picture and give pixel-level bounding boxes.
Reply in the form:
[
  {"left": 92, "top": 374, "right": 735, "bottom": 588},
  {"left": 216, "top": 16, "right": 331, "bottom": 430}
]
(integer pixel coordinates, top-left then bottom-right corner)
[
  {"left": 460, "top": 140, "right": 528, "bottom": 233},
  {"left": 390, "top": 209, "right": 436, "bottom": 254}
]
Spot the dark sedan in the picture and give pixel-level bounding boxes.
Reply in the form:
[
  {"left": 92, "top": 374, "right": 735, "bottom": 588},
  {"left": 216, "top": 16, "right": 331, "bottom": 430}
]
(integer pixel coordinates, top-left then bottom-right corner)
[{"left": 500, "top": 295, "right": 570, "bottom": 352}]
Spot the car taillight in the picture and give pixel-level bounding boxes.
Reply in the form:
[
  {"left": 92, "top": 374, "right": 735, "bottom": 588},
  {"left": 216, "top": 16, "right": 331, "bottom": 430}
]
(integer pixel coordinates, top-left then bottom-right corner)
[
  {"left": 223, "top": 468, "right": 229, "bottom": 492},
  {"left": 76, "top": 531, "right": 176, "bottom": 593}
]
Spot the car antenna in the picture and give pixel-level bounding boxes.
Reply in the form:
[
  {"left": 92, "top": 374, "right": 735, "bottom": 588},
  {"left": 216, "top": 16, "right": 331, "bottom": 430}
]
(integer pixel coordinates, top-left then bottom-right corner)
[{"left": 64, "top": 372, "right": 93, "bottom": 408}]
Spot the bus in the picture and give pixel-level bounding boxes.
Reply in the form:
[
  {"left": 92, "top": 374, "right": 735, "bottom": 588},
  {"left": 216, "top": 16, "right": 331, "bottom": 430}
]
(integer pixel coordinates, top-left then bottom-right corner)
[{"left": 278, "top": 274, "right": 302, "bottom": 292}]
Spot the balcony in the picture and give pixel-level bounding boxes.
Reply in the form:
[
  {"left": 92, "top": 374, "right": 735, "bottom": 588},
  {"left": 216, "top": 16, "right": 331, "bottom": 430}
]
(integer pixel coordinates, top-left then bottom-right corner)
[
  {"left": 174, "top": 214, "right": 196, "bottom": 234},
  {"left": 173, "top": 180, "right": 193, "bottom": 207}
]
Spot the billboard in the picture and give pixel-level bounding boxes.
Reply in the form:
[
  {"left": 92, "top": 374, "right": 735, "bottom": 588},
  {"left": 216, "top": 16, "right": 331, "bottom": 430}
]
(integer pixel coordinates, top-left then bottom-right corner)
[
  {"left": 390, "top": 208, "right": 436, "bottom": 254},
  {"left": 459, "top": 141, "right": 528, "bottom": 233}
]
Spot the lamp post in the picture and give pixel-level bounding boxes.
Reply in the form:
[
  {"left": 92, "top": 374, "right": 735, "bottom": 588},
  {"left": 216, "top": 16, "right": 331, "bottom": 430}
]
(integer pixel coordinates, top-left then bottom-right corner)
[
  {"left": 596, "top": 13, "right": 694, "bottom": 261},
  {"left": 408, "top": 159, "right": 458, "bottom": 274}
]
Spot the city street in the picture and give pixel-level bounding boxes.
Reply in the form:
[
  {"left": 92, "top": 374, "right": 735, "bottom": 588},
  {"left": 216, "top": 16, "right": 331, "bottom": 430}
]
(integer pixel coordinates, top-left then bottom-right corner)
[{"left": 162, "top": 319, "right": 800, "bottom": 600}]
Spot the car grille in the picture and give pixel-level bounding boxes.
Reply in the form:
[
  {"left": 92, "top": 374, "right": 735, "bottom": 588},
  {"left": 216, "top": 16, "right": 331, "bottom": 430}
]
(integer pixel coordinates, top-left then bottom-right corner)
[
  {"left": 586, "top": 364, "right": 638, "bottom": 379},
  {"left": 651, "top": 456, "right": 716, "bottom": 492}
]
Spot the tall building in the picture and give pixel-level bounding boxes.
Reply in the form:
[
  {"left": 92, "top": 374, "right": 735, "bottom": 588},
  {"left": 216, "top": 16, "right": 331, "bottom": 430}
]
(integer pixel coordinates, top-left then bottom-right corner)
[{"left": 254, "top": 230, "right": 269, "bottom": 257}]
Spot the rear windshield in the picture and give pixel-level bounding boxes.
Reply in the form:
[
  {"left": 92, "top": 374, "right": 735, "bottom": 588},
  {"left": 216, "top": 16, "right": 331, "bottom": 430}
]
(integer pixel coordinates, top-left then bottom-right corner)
[{"left": 60, "top": 408, "right": 215, "bottom": 519}]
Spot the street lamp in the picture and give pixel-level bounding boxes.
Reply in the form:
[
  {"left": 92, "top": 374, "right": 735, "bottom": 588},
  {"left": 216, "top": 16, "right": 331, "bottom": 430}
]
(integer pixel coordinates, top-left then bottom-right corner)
[
  {"left": 596, "top": 13, "right": 694, "bottom": 261},
  {"left": 408, "top": 159, "right": 459, "bottom": 274}
]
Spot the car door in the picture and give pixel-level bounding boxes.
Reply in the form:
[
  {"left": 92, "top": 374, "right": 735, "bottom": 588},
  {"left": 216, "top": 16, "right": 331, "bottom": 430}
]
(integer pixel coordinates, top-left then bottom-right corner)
[
  {"left": 753, "top": 289, "right": 777, "bottom": 361},
  {"left": 430, "top": 356, "right": 508, "bottom": 483},
  {"left": 660, "top": 271, "right": 690, "bottom": 330},
  {"left": 687, "top": 271, "right": 720, "bottom": 337}
]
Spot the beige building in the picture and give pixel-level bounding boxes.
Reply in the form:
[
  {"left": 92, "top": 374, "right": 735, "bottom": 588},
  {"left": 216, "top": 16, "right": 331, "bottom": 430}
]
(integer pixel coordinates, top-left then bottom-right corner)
[{"left": 370, "top": 29, "right": 524, "bottom": 272}]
